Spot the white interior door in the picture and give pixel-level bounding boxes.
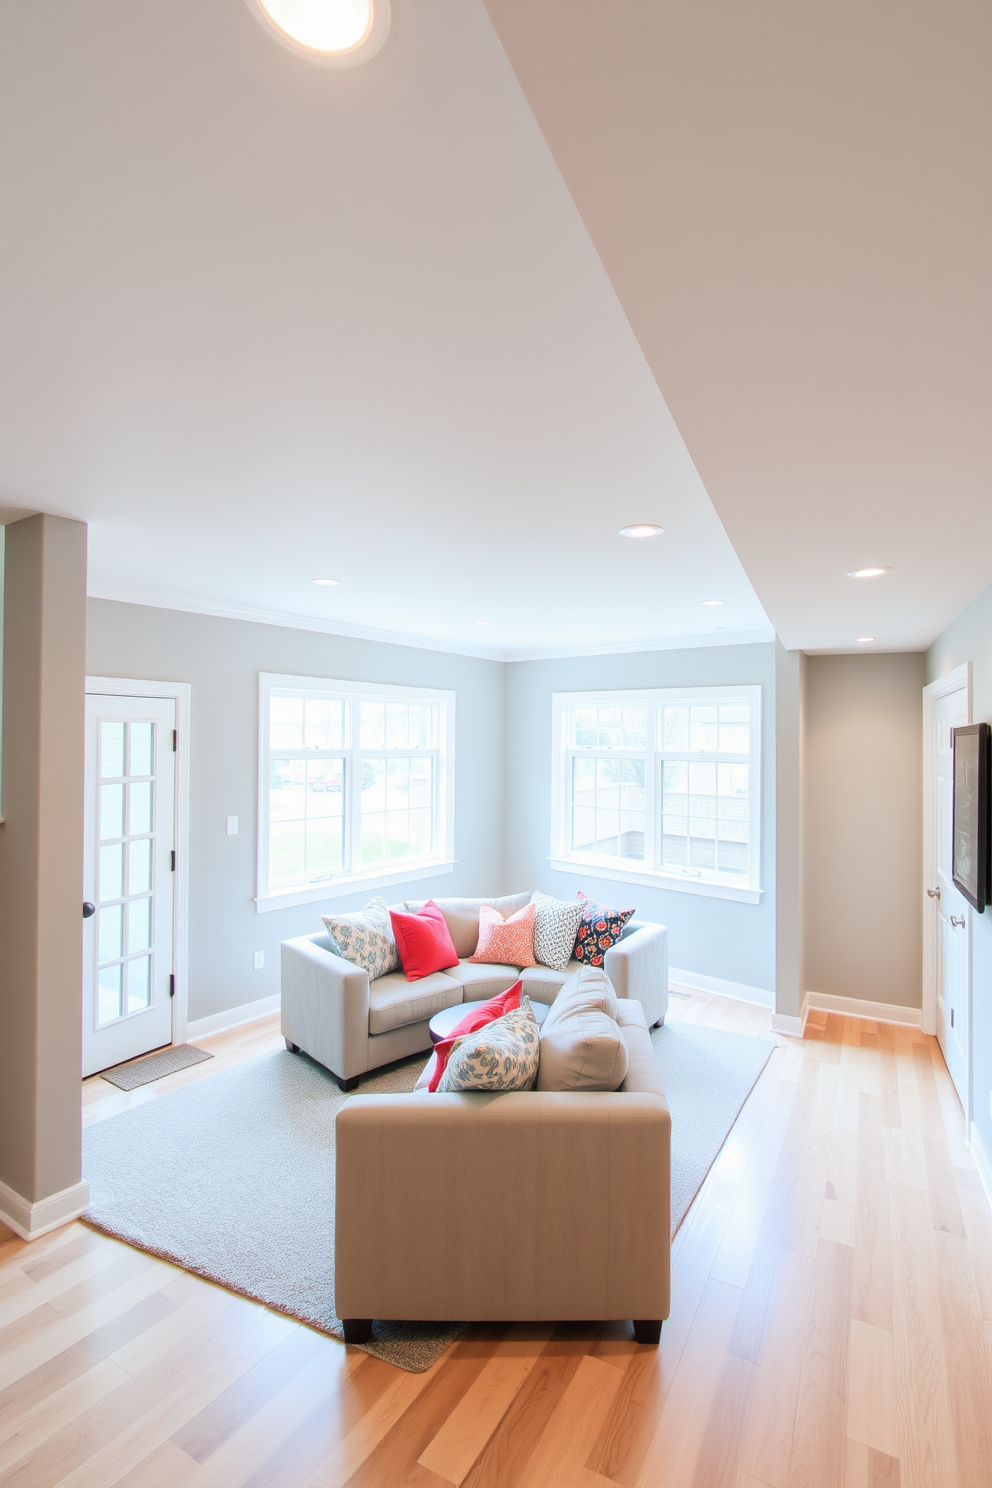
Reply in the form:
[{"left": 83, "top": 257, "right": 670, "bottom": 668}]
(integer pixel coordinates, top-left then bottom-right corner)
[
  {"left": 83, "top": 694, "right": 176, "bottom": 1076},
  {"left": 929, "top": 685, "right": 971, "bottom": 1114}
]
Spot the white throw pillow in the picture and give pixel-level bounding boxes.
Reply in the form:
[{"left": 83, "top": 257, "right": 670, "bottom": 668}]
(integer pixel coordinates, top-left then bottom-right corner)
[
  {"left": 530, "top": 891, "right": 586, "bottom": 971},
  {"left": 321, "top": 896, "right": 399, "bottom": 981}
]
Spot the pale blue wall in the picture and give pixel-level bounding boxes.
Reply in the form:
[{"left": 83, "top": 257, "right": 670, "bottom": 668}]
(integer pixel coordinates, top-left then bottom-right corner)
[
  {"left": 503, "top": 643, "right": 777, "bottom": 996},
  {"left": 927, "top": 578, "right": 992, "bottom": 1171},
  {"left": 87, "top": 599, "right": 505, "bottom": 1023}
]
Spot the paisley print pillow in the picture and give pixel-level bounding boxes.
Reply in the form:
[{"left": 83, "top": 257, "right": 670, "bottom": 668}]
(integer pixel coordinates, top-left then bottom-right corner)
[
  {"left": 530, "top": 891, "right": 586, "bottom": 971},
  {"left": 438, "top": 997, "right": 540, "bottom": 1092},
  {"left": 321, "top": 896, "right": 399, "bottom": 981},
  {"left": 572, "top": 894, "right": 635, "bottom": 967}
]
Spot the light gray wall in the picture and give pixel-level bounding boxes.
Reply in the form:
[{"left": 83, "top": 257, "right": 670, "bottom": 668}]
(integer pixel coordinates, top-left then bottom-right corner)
[
  {"left": 803, "top": 652, "right": 925, "bottom": 1011},
  {"left": 774, "top": 644, "right": 806, "bottom": 1018},
  {"left": 86, "top": 600, "right": 505, "bottom": 1024},
  {"left": 0, "top": 516, "right": 87, "bottom": 1206},
  {"left": 503, "top": 643, "right": 777, "bottom": 995},
  {"left": 928, "top": 577, "right": 992, "bottom": 1172}
]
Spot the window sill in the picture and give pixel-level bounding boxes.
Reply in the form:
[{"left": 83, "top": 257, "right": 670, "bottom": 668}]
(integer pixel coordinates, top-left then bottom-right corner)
[
  {"left": 255, "top": 859, "right": 456, "bottom": 913},
  {"left": 548, "top": 858, "right": 762, "bottom": 905}
]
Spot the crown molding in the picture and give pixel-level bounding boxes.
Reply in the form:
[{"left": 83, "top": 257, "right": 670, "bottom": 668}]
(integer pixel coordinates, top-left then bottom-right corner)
[{"left": 87, "top": 584, "right": 776, "bottom": 665}]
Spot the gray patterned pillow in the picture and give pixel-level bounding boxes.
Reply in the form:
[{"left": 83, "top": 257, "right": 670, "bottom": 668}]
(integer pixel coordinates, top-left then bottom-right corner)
[
  {"left": 321, "top": 896, "right": 399, "bottom": 981},
  {"left": 530, "top": 891, "right": 587, "bottom": 971},
  {"left": 438, "top": 997, "right": 540, "bottom": 1092}
]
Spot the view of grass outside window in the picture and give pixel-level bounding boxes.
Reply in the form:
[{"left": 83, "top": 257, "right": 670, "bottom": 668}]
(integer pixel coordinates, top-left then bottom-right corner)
[
  {"left": 261, "top": 678, "right": 451, "bottom": 901},
  {"left": 555, "top": 687, "right": 760, "bottom": 896}
]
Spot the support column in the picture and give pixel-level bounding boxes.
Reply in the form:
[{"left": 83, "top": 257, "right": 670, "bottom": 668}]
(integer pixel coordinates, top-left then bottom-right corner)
[
  {"left": 773, "top": 640, "right": 808, "bottom": 1034},
  {"left": 0, "top": 513, "right": 89, "bottom": 1239}
]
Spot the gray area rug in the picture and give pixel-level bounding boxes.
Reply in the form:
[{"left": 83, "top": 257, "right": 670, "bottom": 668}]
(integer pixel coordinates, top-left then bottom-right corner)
[
  {"left": 83, "top": 1021, "right": 772, "bottom": 1371},
  {"left": 100, "top": 1043, "right": 213, "bottom": 1089}
]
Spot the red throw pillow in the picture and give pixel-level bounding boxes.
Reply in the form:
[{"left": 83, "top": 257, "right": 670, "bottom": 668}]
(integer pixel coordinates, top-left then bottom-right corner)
[
  {"left": 389, "top": 899, "right": 459, "bottom": 982},
  {"left": 428, "top": 980, "right": 523, "bottom": 1091}
]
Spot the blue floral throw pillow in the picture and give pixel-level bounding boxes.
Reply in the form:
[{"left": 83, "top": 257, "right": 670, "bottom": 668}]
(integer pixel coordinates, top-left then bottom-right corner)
[
  {"left": 438, "top": 997, "right": 540, "bottom": 1092},
  {"left": 321, "top": 896, "right": 399, "bottom": 981},
  {"left": 572, "top": 895, "right": 635, "bottom": 967}
]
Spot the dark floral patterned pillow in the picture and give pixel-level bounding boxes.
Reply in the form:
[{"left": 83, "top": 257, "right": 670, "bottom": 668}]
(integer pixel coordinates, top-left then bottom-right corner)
[{"left": 572, "top": 895, "right": 635, "bottom": 967}]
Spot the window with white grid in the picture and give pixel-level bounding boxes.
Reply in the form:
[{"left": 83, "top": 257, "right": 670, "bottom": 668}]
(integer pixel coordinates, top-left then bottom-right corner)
[
  {"left": 551, "top": 686, "right": 762, "bottom": 903},
  {"left": 258, "top": 674, "right": 454, "bottom": 910}
]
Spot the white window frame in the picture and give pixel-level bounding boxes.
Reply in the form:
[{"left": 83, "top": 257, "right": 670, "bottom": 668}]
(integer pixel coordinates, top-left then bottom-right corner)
[
  {"left": 550, "top": 685, "right": 762, "bottom": 904},
  {"left": 256, "top": 673, "right": 455, "bottom": 912}
]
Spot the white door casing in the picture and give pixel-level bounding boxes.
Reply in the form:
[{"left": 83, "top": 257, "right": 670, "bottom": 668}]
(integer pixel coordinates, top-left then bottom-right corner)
[
  {"left": 82, "top": 679, "right": 191, "bottom": 1075},
  {"left": 923, "top": 664, "right": 972, "bottom": 1122}
]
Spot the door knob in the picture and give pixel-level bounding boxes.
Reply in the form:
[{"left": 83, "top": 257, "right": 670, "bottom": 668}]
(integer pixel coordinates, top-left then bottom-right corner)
[
  {"left": 82, "top": 902, "right": 96, "bottom": 919},
  {"left": 927, "top": 888, "right": 941, "bottom": 900},
  {"left": 951, "top": 914, "right": 966, "bottom": 928}
]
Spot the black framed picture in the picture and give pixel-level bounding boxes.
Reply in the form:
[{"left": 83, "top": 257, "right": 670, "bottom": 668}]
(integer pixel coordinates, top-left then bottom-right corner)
[{"left": 952, "top": 722, "right": 991, "bottom": 912}]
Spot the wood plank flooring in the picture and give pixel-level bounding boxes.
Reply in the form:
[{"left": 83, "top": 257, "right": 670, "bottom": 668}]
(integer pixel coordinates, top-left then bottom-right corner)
[{"left": 1, "top": 992, "right": 990, "bottom": 1486}]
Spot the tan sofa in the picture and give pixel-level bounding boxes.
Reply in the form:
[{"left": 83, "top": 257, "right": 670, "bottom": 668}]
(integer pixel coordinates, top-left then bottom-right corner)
[
  {"left": 334, "top": 996, "right": 672, "bottom": 1345},
  {"left": 280, "top": 893, "right": 669, "bottom": 1090}
]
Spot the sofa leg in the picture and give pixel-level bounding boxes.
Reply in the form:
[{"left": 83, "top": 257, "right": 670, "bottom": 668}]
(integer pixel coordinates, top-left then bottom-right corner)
[
  {"left": 284, "top": 1038, "right": 300, "bottom": 1053},
  {"left": 342, "top": 1318, "right": 373, "bottom": 1345},
  {"left": 335, "top": 1073, "right": 360, "bottom": 1093},
  {"left": 653, "top": 1017, "right": 665, "bottom": 1029},
  {"left": 633, "top": 1319, "right": 662, "bottom": 1345}
]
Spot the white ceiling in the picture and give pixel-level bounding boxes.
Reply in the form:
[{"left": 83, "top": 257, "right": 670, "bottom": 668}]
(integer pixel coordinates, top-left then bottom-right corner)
[
  {"left": 0, "top": 0, "right": 772, "bottom": 662},
  {"left": 482, "top": 0, "right": 992, "bottom": 653}
]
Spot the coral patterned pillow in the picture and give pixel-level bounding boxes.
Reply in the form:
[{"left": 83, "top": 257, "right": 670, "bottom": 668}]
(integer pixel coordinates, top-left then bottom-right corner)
[
  {"left": 469, "top": 902, "right": 537, "bottom": 966},
  {"left": 572, "top": 893, "right": 635, "bottom": 966}
]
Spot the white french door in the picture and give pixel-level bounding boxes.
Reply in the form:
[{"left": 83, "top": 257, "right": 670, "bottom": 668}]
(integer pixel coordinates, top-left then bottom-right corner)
[
  {"left": 82, "top": 694, "right": 176, "bottom": 1076},
  {"left": 923, "top": 667, "right": 972, "bottom": 1121}
]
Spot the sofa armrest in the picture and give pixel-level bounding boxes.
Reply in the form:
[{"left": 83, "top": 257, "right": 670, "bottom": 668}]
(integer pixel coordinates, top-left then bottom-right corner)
[
  {"left": 280, "top": 934, "right": 370, "bottom": 1082},
  {"left": 335, "top": 1091, "right": 671, "bottom": 1324},
  {"left": 604, "top": 922, "right": 669, "bottom": 1027}
]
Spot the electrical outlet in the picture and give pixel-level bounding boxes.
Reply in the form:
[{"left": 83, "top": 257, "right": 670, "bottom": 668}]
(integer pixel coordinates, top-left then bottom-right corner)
[
  {"left": 227, "top": 816, "right": 239, "bottom": 835},
  {"left": 253, "top": 951, "right": 264, "bottom": 970}
]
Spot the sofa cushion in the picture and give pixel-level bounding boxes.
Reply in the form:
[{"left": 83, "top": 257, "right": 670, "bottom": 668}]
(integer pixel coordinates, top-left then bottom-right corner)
[
  {"left": 616, "top": 1000, "right": 667, "bottom": 1098},
  {"left": 367, "top": 970, "right": 462, "bottom": 1036},
  {"left": 402, "top": 893, "right": 531, "bottom": 958},
  {"left": 519, "top": 961, "right": 581, "bottom": 1005},
  {"left": 455, "top": 960, "right": 523, "bottom": 998},
  {"left": 530, "top": 891, "right": 587, "bottom": 971},
  {"left": 537, "top": 966, "right": 627, "bottom": 1092},
  {"left": 470, "top": 902, "right": 537, "bottom": 967},
  {"left": 321, "top": 896, "right": 399, "bottom": 981},
  {"left": 438, "top": 999, "right": 541, "bottom": 1092}
]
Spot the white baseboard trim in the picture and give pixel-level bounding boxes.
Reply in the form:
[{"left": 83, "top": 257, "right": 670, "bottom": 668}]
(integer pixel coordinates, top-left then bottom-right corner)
[
  {"left": 187, "top": 994, "right": 281, "bottom": 1041},
  {"left": 0, "top": 1178, "right": 91, "bottom": 1242},
  {"left": 806, "top": 991, "right": 922, "bottom": 1028},
  {"left": 771, "top": 992, "right": 810, "bottom": 1038},
  {"left": 669, "top": 968, "right": 774, "bottom": 1009},
  {"left": 969, "top": 1121, "right": 992, "bottom": 1215}
]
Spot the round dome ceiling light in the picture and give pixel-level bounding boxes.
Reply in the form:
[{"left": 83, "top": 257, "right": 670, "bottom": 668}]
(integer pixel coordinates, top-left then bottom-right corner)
[
  {"left": 701, "top": 599, "right": 724, "bottom": 607},
  {"left": 619, "top": 524, "right": 664, "bottom": 539},
  {"left": 311, "top": 576, "right": 340, "bottom": 586},
  {"left": 245, "top": 0, "right": 391, "bottom": 66},
  {"left": 855, "top": 636, "right": 876, "bottom": 644},
  {"left": 846, "top": 566, "right": 891, "bottom": 578}
]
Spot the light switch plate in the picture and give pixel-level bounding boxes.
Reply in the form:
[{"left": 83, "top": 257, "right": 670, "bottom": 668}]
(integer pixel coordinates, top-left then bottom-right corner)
[
  {"left": 227, "top": 816, "right": 239, "bottom": 835},
  {"left": 253, "top": 951, "right": 264, "bottom": 970}
]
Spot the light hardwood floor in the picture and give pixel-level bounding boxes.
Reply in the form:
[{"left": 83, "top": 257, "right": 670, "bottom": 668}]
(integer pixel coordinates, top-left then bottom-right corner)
[{"left": 2, "top": 991, "right": 991, "bottom": 1487}]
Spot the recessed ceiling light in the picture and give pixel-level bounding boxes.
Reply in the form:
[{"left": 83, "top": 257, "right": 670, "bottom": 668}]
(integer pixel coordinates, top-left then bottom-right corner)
[
  {"left": 474, "top": 620, "right": 492, "bottom": 627},
  {"left": 619, "top": 524, "right": 664, "bottom": 539},
  {"left": 855, "top": 636, "right": 876, "bottom": 644},
  {"left": 311, "top": 576, "right": 340, "bottom": 586},
  {"left": 701, "top": 599, "right": 724, "bottom": 607},
  {"left": 846, "top": 567, "right": 891, "bottom": 579},
  {"left": 245, "top": 0, "right": 391, "bottom": 66}
]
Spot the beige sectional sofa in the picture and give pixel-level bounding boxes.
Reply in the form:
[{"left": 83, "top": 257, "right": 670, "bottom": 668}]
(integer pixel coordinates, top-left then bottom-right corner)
[
  {"left": 334, "top": 992, "right": 672, "bottom": 1345},
  {"left": 280, "top": 892, "right": 669, "bottom": 1090}
]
